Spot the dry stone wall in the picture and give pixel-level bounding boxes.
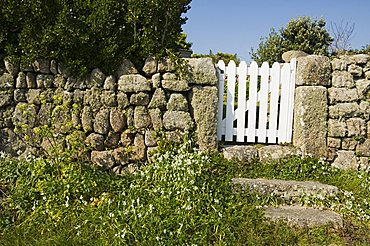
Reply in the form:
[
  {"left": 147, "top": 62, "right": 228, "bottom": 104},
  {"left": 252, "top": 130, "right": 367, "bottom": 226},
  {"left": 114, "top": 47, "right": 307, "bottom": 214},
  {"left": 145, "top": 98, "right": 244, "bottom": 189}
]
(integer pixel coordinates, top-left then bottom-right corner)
[
  {"left": 2, "top": 52, "right": 368, "bottom": 171},
  {"left": 293, "top": 53, "right": 370, "bottom": 170},
  {"left": 329, "top": 54, "right": 370, "bottom": 169},
  {"left": 0, "top": 57, "right": 218, "bottom": 173}
]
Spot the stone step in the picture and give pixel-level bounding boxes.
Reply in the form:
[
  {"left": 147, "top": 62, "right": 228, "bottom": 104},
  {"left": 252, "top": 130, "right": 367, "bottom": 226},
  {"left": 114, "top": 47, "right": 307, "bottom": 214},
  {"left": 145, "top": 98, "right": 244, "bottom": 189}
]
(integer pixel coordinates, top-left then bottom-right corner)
[
  {"left": 263, "top": 206, "right": 343, "bottom": 228},
  {"left": 232, "top": 178, "right": 339, "bottom": 201},
  {"left": 222, "top": 145, "right": 302, "bottom": 163}
]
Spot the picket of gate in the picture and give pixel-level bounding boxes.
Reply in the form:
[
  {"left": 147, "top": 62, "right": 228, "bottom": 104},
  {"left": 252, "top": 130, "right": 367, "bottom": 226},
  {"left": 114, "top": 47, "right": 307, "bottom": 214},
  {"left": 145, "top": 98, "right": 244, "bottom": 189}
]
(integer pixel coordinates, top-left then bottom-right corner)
[{"left": 216, "top": 59, "right": 297, "bottom": 144}]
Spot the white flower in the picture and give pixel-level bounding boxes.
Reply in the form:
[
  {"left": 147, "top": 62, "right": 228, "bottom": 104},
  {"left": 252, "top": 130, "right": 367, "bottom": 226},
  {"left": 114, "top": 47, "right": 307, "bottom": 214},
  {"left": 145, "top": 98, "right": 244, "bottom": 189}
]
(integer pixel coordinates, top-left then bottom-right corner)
[{"left": 317, "top": 194, "right": 324, "bottom": 200}]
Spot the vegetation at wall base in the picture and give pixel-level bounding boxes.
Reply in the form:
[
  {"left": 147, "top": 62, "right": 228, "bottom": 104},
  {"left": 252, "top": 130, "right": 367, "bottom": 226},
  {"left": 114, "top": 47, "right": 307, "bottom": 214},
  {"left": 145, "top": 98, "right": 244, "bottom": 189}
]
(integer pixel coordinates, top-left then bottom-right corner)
[
  {"left": 0, "top": 0, "right": 192, "bottom": 77},
  {"left": 0, "top": 141, "right": 369, "bottom": 245},
  {"left": 234, "top": 155, "right": 370, "bottom": 239}
]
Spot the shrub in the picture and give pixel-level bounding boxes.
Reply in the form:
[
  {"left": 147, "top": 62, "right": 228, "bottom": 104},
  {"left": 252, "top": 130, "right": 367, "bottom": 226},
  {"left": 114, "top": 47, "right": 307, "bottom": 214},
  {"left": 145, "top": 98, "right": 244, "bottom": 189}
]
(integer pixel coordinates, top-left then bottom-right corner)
[
  {"left": 192, "top": 51, "right": 240, "bottom": 65},
  {"left": 251, "top": 17, "right": 333, "bottom": 64},
  {"left": 0, "top": 0, "right": 191, "bottom": 76},
  {"left": 339, "top": 44, "right": 370, "bottom": 56}
]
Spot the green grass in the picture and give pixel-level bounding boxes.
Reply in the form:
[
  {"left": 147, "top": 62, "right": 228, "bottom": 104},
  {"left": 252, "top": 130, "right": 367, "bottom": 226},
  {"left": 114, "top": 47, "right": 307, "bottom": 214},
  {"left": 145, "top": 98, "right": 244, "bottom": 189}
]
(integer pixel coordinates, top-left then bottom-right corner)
[{"left": 0, "top": 143, "right": 369, "bottom": 245}]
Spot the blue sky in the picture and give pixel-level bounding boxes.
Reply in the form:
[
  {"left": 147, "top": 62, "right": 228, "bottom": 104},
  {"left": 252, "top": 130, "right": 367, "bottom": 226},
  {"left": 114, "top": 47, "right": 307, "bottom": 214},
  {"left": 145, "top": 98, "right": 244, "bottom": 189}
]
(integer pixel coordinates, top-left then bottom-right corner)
[{"left": 183, "top": 0, "right": 370, "bottom": 61}]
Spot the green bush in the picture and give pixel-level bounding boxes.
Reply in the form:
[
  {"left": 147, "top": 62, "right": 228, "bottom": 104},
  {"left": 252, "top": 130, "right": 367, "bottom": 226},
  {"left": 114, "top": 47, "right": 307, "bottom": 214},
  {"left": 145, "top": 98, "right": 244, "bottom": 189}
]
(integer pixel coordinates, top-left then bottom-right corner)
[
  {"left": 192, "top": 52, "right": 240, "bottom": 65},
  {"left": 251, "top": 17, "right": 333, "bottom": 64},
  {"left": 0, "top": 0, "right": 191, "bottom": 76},
  {"left": 338, "top": 44, "right": 370, "bottom": 56}
]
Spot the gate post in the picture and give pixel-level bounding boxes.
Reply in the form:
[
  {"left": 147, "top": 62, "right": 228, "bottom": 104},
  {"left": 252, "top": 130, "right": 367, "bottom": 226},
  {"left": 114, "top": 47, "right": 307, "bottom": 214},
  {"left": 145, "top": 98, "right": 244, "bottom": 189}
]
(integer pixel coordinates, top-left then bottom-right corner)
[
  {"left": 187, "top": 58, "right": 219, "bottom": 151},
  {"left": 292, "top": 55, "right": 331, "bottom": 157}
]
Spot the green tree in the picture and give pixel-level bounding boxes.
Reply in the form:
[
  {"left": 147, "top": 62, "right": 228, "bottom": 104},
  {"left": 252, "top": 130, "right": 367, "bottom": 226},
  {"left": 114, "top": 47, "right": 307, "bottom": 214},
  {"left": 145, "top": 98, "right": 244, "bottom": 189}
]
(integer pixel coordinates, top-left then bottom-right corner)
[
  {"left": 251, "top": 17, "right": 333, "bottom": 64},
  {"left": 176, "top": 33, "right": 192, "bottom": 50},
  {"left": 0, "top": 0, "right": 191, "bottom": 76}
]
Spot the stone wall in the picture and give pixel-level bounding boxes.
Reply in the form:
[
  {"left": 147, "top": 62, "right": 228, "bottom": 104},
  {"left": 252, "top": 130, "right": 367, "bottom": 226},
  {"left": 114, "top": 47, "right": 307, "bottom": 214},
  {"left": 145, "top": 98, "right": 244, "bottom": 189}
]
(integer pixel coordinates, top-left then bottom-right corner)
[
  {"left": 2, "top": 52, "right": 369, "bottom": 171},
  {"left": 0, "top": 57, "right": 218, "bottom": 172},
  {"left": 293, "top": 53, "right": 370, "bottom": 169}
]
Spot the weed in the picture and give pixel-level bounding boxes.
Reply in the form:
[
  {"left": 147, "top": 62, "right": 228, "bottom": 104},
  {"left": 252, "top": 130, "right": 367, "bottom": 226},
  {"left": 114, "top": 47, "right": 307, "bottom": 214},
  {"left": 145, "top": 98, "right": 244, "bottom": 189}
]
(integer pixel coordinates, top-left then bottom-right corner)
[{"left": 0, "top": 144, "right": 368, "bottom": 245}]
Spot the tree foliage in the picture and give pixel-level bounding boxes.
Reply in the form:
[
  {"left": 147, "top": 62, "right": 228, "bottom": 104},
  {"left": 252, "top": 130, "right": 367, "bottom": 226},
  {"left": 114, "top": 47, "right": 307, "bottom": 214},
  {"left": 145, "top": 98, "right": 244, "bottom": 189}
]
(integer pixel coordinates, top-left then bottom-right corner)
[
  {"left": 0, "top": 0, "right": 191, "bottom": 76},
  {"left": 176, "top": 33, "right": 192, "bottom": 50},
  {"left": 251, "top": 17, "right": 333, "bottom": 64}
]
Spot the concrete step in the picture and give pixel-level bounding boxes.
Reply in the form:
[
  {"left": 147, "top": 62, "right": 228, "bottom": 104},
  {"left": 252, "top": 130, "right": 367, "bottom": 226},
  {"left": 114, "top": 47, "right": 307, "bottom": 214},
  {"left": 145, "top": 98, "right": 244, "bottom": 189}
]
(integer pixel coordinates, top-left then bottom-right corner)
[
  {"left": 263, "top": 205, "right": 343, "bottom": 228},
  {"left": 232, "top": 178, "right": 339, "bottom": 201},
  {"left": 222, "top": 145, "right": 302, "bottom": 163}
]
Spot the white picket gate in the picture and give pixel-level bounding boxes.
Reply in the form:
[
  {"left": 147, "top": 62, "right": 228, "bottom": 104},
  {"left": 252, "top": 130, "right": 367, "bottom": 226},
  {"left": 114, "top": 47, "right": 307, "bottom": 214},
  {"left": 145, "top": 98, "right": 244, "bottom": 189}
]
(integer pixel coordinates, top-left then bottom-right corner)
[{"left": 216, "top": 59, "right": 297, "bottom": 144}]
